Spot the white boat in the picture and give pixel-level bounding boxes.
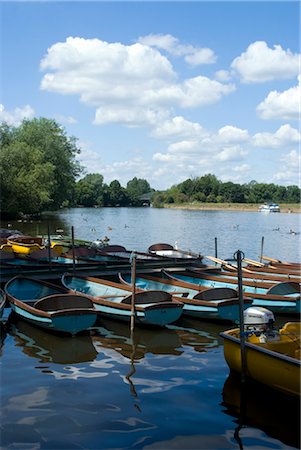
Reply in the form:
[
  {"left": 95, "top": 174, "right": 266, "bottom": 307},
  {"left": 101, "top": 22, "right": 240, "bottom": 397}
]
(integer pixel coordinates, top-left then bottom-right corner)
[{"left": 258, "top": 203, "right": 280, "bottom": 213}]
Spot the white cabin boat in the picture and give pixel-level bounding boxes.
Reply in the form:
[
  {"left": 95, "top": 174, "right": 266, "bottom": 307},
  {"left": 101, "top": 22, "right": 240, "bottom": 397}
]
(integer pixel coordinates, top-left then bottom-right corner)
[{"left": 258, "top": 203, "right": 280, "bottom": 213}]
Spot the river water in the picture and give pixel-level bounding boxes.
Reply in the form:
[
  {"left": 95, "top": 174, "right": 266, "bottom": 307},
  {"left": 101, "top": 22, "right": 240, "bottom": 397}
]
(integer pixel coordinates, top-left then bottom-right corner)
[{"left": 1, "top": 207, "right": 300, "bottom": 449}]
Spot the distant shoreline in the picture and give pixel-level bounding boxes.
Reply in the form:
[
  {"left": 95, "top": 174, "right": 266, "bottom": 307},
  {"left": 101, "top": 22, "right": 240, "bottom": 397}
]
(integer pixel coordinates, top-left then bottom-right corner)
[{"left": 163, "top": 203, "right": 301, "bottom": 213}]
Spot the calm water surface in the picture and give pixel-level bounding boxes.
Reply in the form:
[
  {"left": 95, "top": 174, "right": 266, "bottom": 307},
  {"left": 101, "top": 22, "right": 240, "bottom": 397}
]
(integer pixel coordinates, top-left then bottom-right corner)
[
  {"left": 1, "top": 208, "right": 300, "bottom": 449},
  {"left": 3, "top": 207, "right": 300, "bottom": 261}
]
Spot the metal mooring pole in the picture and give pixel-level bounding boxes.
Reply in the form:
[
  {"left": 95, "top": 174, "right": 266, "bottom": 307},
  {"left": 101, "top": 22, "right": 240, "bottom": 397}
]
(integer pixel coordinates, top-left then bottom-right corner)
[
  {"left": 214, "top": 237, "right": 218, "bottom": 259},
  {"left": 71, "top": 226, "right": 76, "bottom": 275},
  {"left": 47, "top": 224, "right": 52, "bottom": 270},
  {"left": 130, "top": 253, "right": 137, "bottom": 333},
  {"left": 260, "top": 236, "right": 264, "bottom": 263},
  {"left": 235, "top": 249, "right": 247, "bottom": 383}
]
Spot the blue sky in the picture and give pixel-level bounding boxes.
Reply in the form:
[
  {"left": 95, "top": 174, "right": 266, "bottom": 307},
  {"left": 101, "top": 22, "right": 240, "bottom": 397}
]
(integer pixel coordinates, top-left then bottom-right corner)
[{"left": 1, "top": 1, "right": 300, "bottom": 189}]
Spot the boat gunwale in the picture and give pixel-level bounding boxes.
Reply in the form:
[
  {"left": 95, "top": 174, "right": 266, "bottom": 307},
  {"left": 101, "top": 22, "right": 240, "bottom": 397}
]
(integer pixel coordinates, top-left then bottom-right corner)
[
  {"left": 62, "top": 273, "right": 184, "bottom": 311},
  {"left": 118, "top": 272, "right": 253, "bottom": 308},
  {"left": 220, "top": 330, "right": 301, "bottom": 367},
  {"left": 162, "top": 270, "right": 300, "bottom": 303}
]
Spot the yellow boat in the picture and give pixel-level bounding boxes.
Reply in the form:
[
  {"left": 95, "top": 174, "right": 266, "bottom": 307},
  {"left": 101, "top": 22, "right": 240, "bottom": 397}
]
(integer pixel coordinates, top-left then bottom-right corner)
[
  {"left": 6, "top": 235, "right": 63, "bottom": 256},
  {"left": 7, "top": 235, "right": 44, "bottom": 255},
  {"left": 220, "top": 307, "right": 300, "bottom": 397}
]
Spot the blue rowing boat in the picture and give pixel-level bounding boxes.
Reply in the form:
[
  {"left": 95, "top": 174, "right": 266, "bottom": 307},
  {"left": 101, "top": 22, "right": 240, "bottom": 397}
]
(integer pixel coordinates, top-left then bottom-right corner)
[
  {"left": 161, "top": 269, "right": 300, "bottom": 315},
  {"left": 4, "top": 276, "right": 98, "bottom": 335},
  {"left": 62, "top": 273, "right": 183, "bottom": 327},
  {"left": 117, "top": 272, "right": 252, "bottom": 322}
]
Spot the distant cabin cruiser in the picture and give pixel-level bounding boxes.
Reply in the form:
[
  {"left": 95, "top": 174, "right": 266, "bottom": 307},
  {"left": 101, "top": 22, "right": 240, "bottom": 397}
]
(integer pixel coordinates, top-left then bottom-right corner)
[{"left": 258, "top": 203, "right": 280, "bottom": 213}]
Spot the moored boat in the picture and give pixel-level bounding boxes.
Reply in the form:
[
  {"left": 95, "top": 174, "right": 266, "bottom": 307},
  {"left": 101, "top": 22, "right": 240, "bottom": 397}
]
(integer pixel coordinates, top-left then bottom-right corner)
[
  {"left": 62, "top": 273, "right": 184, "bottom": 327},
  {"left": 148, "top": 242, "right": 203, "bottom": 261},
  {"left": 117, "top": 272, "right": 253, "bottom": 322},
  {"left": 7, "top": 234, "right": 44, "bottom": 254},
  {"left": 161, "top": 268, "right": 300, "bottom": 315},
  {"left": 7, "top": 234, "right": 63, "bottom": 255},
  {"left": 258, "top": 203, "right": 280, "bottom": 213},
  {"left": 220, "top": 307, "right": 300, "bottom": 397},
  {"left": 4, "top": 276, "right": 98, "bottom": 335}
]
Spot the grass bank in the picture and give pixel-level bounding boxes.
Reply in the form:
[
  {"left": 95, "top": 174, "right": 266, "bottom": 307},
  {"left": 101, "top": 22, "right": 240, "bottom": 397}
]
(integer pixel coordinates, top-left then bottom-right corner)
[{"left": 163, "top": 202, "right": 301, "bottom": 213}]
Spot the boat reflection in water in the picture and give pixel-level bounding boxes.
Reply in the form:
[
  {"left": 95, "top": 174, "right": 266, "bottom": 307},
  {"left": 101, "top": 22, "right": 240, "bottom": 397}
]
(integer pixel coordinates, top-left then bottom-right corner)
[
  {"left": 8, "top": 315, "right": 98, "bottom": 365},
  {"left": 0, "top": 322, "right": 7, "bottom": 353},
  {"left": 91, "top": 316, "right": 220, "bottom": 361},
  {"left": 222, "top": 372, "right": 300, "bottom": 449},
  {"left": 91, "top": 317, "right": 183, "bottom": 361}
]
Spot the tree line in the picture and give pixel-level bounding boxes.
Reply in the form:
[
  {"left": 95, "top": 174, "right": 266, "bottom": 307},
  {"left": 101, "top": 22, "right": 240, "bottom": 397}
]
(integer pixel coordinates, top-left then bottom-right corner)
[
  {"left": 0, "top": 118, "right": 300, "bottom": 218},
  {"left": 151, "top": 174, "right": 300, "bottom": 207}
]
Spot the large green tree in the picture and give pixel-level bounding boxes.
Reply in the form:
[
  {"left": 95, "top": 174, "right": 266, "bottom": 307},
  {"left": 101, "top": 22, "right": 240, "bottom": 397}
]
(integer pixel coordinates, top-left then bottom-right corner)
[
  {"left": 126, "top": 177, "right": 151, "bottom": 206},
  {"left": 0, "top": 118, "right": 82, "bottom": 217},
  {"left": 107, "top": 180, "right": 128, "bottom": 206},
  {"left": 76, "top": 173, "right": 105, "bottom": 207}
]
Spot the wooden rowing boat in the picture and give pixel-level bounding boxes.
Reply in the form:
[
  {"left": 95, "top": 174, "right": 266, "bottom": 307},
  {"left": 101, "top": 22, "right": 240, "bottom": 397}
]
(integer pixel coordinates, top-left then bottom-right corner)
[
  {"left": 116, "top": 272, "right": 253, "bottom": 322},
  {"left": 62, "top": 273, "right": 184, "bottom": 327},
  {"left": 161, "top": 269, "right": 300, "bottom": 315},
  {"left": 148, "top": 242, "right": 203, "bottom": 261},
  {"left": 4, "top": 276, "right": 97, "bottom": 335}
]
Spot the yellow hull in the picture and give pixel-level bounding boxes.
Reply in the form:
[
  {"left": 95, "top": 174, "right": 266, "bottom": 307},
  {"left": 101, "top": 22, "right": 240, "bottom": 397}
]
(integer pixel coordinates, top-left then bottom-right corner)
[
  {"left": 221, "top": 324, "right": 300, "bottom": 397},
  {"left": 9, "top": 242, "right": 44, "bottom": 255}
]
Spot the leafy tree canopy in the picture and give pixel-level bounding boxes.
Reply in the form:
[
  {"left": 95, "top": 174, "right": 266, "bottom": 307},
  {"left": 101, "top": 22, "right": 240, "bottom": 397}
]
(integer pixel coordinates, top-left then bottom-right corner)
[{"left": 0, "top": 118, "right": 82, "bottom": 217}]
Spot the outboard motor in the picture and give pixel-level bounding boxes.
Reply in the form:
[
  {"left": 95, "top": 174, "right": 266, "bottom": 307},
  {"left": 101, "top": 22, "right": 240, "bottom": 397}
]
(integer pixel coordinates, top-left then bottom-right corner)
[{"left": 243, "top": 307, "right": 279, "bottom": 343}]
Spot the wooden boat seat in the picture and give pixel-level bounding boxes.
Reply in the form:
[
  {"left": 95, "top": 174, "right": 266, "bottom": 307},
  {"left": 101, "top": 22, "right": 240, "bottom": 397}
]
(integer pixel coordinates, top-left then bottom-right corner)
[
  {"left": 149, "top": 243, "right": 174, "bottom": 252},
  {"left": 34, "top": 294, "right": 94, "bottom": 311},
  {"left": 99, "top": 245, "right": 127, "bottom": 253},
  {"left": 121, "top": 290, "right": 172, "bottom": 304},
  {"left": 267, "top": 282, "right": 300, "bottom": 296},
  {"left": 193, "top": 287, "right": 237, "bottom": 301}
]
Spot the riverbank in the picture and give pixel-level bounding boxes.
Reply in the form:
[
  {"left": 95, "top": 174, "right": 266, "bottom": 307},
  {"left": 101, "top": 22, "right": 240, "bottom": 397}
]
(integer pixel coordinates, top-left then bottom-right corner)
[{"left": 163, "top": 202, "right": 301, "bottom": 213}]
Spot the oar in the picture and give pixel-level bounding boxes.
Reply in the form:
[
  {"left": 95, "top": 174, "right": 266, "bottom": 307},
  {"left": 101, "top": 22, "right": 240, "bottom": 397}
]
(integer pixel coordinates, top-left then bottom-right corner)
[
  {"left": 261, "top": 255, "right": 299, "bottom": 266},
  {"left": 242, "top": 258, "right": 265, "bottom": 267},
  {"left": 205, "top": 255, "right": 237, "bottom": 271},
  {"left": 261, "top": 255, "right": 281, "bottom": 263}
]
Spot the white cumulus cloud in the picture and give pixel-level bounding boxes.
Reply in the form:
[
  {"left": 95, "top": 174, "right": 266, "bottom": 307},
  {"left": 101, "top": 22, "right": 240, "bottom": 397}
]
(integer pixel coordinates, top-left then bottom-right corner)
[
  {"left": 138, "top": 33, "right": 217, "bottom": 65},
  {"left": 253, "top": 124, "right": 300, "bottom": 148},
  {"left": 231, "top": 41, "right": 300, "bottom": 83},
  {"left": 0, "top": 104, "right": 34, "bottom": 126},
  {"left": 40, "top": 37, "right": 233, "bottom": 127},
  {"left": 215, "top": 125, "right": 249, "bottom": 144},
  {"left": 256, "top": 78, "right": 300, "bottom": 120},
  {"left": 151, "top": 116, "right": 208, "bottom": 139}
]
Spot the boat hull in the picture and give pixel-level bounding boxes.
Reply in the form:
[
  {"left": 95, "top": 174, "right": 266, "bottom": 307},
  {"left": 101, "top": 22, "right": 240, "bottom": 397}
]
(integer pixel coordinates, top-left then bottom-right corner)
[
  {"left": 10, "top": 301, "right": 97, "bottom": 335},
  {"left": 62, "top": 274, "right": 183, "bottom": 327},
  {"left": 5, "top": 276, "right": 97, "bottom": 335},
  {"left": 119, "top": 273, "right": 252, "bottom": 323},
  {"left": 10, "top": 242, "right": 43, "bottom": 255},
  {"left": 221, "top": 329, "right": 300, "bottom": 397}
]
